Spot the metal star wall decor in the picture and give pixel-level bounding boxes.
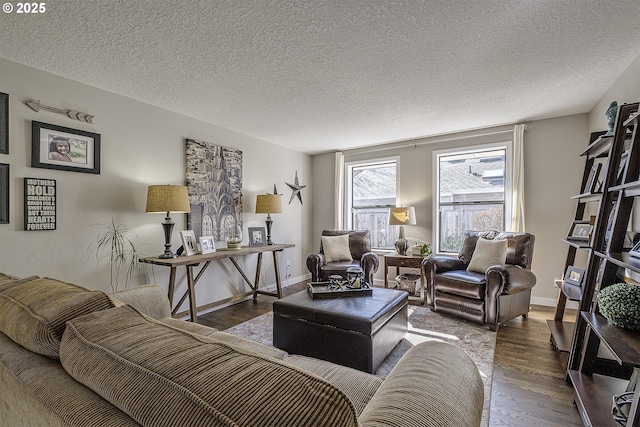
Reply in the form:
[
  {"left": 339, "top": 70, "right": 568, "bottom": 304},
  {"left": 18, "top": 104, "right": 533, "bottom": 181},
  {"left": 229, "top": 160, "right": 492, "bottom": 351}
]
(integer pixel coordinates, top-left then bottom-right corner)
[{"left": 285, "top": 171, "right": 306, "bottom": 205}]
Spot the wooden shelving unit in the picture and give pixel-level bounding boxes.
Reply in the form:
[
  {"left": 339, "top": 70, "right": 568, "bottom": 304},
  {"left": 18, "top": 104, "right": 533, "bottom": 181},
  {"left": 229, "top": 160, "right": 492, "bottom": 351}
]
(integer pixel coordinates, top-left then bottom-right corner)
[
  {"left": 548, "top": 130, "right": 608, "bottom": 355},
  {"left": 563, "top": 102, "right": 640, "bottom": 427}
]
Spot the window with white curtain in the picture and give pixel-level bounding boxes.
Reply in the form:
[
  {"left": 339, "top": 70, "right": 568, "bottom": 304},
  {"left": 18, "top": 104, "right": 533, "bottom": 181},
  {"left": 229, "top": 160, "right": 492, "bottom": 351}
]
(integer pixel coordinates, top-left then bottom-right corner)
[
  {"left": 345, "top": 158, "right": 398, "bottom": 250},
  {"left": 433, "top": 143, "right": 513, "bottom": 253}
]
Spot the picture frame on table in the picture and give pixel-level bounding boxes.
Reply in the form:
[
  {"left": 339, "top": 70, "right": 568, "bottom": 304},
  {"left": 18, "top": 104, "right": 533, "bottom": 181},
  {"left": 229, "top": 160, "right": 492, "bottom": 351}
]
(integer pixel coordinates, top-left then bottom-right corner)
[
  {"left": 31, "top": 121, "right": 101, "bottom": 174},
  {"left": 180, "top": 230, "right": 198, "bottom": 256},
  {"left": 199, "top": 235, "right": 216, "bottom": 254},
  {"left": 248, "top": 227, "right": 266, "bottom": 247},
  {"left": 567, "top": 220, "right": 592, "bottom": 241},
  {"left": 0, "top": 92, "right": 8, "bottom": 154}
]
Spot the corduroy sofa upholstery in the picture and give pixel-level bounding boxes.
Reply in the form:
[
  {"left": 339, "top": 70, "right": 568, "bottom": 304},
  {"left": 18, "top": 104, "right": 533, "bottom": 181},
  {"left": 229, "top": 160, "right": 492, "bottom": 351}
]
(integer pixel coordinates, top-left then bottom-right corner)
[{"left": 0, "top": 272, "right": 484, "bottom": 427}]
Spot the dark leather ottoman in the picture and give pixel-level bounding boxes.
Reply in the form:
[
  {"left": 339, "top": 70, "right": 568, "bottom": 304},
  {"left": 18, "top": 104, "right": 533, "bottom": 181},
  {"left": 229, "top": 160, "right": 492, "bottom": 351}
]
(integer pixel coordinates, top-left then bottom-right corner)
[{"left": 273, "top": 287, "right": 408, "bottom": 373}]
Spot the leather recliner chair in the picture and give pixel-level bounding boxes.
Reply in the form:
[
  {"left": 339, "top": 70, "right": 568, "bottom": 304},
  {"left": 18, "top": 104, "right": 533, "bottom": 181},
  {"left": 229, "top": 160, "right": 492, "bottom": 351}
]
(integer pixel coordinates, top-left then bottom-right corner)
[
  {"left": 306, "top": 230, "right": 379, "bottom": 286},
  {"left": 422, "top": 230, "right": 536, "bottom": 331}
]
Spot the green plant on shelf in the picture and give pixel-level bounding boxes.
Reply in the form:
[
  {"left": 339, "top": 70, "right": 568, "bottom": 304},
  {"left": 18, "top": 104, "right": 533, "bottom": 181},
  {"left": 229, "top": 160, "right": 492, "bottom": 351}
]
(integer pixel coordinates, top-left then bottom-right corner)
[{"left": 597, "top": 282, "right": 640, "bottom": 330}]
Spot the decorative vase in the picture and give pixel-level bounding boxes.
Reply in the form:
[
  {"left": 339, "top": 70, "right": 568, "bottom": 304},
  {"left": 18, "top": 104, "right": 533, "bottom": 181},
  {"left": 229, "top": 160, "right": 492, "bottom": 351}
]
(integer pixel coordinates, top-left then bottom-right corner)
[{"left": 225, "top": 225, "right": 243, "bottom": 249}]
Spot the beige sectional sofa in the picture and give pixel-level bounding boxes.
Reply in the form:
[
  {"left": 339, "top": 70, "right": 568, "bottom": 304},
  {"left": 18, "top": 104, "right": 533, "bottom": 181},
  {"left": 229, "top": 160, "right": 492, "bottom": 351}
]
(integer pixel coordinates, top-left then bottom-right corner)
[{"left": 0, "top": 272, "right": 484, "bottom": 427}]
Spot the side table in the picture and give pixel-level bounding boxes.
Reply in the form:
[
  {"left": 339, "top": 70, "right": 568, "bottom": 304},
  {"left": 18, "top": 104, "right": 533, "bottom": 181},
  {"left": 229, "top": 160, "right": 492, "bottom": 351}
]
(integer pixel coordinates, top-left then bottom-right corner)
[{"left": 383, "top": 253, "right": 425, "bottom": 305}]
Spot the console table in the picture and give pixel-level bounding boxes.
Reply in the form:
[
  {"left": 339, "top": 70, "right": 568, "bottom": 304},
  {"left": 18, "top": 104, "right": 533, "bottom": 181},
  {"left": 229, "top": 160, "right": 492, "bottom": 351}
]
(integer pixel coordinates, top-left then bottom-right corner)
[{"left": 143, "top": 243, "right": 294, "bottom": 323}]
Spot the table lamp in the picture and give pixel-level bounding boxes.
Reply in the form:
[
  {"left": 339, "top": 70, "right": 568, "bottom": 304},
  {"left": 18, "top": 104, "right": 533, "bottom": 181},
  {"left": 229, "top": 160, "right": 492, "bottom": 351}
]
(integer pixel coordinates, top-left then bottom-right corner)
[
  {"left": 389, "top": 206, "right": 416, "bottom": 256},
  {"left": 146, "top": 185, "right": 191, "bottom": 258},
  {"left": 255, "top": 194, "right": 283, "bottom": 245}
]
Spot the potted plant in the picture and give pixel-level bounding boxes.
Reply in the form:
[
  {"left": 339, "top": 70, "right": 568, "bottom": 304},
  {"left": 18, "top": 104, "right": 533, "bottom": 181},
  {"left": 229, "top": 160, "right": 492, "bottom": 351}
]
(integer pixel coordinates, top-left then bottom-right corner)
[
  {"left": 88, "top": 219, "right": 150, "bottom": 292},
  {"left": 597, "top": 282, "right": 640, "bottom": 330},
  {"left": 419, "top": 243, "right": 433, "bottom": 257}
]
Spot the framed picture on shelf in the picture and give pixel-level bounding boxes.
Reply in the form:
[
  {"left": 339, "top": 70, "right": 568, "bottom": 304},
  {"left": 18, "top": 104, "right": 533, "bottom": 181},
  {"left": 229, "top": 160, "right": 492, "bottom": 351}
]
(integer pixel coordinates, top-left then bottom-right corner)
[
  {"left": 248, "top": 227, "right": 266, "bottom": 247},
  {"left": 616, "top": 150, "right": 629, "bottom": 185},
  {"left": 630, "top": 240, "right": 640, "bottom": 259},
  {"left": 199, "top": 235, "right": 216, "bottom": 254},
  {"left": 568, "top": 220, "right": 592, "bottom": 241},
  {"left": 564, "top": 266, "right": 586, "bottom": 287},
  {"left": 583, "top": 163, "right": 601, "bottom": 194},
  {"left": 31, "top": 121, "right": 101, "bottom": 174},
  {"left": 180, "top": 230, "right": 198, "bottom": 256}
]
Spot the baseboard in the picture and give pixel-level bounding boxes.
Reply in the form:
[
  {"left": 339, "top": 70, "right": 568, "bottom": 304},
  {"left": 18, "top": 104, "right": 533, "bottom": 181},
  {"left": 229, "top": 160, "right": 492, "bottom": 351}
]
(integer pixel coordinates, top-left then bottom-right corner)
[{"left": 530, "top": 296, "right": 579, "bottom": 309}]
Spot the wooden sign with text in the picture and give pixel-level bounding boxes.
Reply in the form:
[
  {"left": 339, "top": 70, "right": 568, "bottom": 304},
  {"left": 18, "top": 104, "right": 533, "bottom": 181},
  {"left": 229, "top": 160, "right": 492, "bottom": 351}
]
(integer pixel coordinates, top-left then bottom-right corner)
[{"left": 24, "top": 178, "right": 56, "bottom": 231}]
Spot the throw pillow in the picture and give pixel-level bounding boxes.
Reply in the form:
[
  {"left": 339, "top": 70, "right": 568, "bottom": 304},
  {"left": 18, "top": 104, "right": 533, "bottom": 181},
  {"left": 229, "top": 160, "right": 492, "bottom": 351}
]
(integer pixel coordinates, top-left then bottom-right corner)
[
  {"left": 322, "top": 234, "right": 353, "bottom": 263},
  {"left": 60, "top": 305, "right": 359, "bottom": 427},
  {"left": 467, "top": 238, "right": 508, "bottom": 274},
  {"left": 0, "top": 277, "right": 114, "bottom": 359}
]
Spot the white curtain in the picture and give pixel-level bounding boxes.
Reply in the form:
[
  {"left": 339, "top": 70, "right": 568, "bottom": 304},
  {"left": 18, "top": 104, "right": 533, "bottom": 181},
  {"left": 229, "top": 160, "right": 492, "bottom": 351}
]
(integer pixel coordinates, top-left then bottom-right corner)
[
  {"left": 511, "top": 124, "right": 526, "bottom": 232},
  {"left": 334, "top": 152, "right": 345, "bottom": 229}
]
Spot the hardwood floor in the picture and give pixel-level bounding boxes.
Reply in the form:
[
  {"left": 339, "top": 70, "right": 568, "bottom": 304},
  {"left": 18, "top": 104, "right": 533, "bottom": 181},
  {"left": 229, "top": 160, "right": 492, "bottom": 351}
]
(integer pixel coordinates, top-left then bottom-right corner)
[{"left": 199, "top": 283, "right": 584, "bottom": 426}]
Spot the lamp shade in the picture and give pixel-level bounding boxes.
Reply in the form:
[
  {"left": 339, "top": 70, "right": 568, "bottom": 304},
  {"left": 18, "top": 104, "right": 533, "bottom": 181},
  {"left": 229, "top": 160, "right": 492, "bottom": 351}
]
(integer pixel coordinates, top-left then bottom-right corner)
[
  {"left": 146, "top": 185, "right": 191, "bottom": 213},
  {"left": 255, "top": 194, "right": 283, "bottom": 214},
  {"left": 389, "top": 207, "right": 416, "bottom": 225}
]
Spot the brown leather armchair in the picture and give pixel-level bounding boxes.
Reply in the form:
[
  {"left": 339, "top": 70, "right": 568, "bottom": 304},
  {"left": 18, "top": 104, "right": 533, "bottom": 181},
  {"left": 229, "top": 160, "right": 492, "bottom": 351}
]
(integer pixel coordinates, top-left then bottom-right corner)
[
  {"left": 306, "top": 230, "right": 380, "bottom": 286},
  {"left": 422, "top": 230, "right": 536, "bottom": 331}
]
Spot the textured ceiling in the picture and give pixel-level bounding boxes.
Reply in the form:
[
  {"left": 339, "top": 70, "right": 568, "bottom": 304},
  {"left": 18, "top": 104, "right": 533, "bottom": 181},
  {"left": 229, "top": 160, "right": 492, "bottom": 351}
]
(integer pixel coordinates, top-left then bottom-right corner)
[{"left": 1, "top": 0, "right": 640, "bottom": 154}]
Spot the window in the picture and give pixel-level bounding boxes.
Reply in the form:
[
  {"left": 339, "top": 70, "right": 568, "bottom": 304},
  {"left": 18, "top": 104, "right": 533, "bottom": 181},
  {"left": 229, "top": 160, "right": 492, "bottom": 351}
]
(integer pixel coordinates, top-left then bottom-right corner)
[
  {"left": 434, "top": 144, "right": 512, "bottom": 253},
  {"left": 346, "top": 159, "right": 398, "bottom": 249}
]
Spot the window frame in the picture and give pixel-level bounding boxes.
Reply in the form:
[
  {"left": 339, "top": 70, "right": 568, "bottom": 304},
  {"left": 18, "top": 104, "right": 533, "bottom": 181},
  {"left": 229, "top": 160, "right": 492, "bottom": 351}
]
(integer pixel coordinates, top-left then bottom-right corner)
[
  {"left": 432, "top": 141, "right": 513, "bottom": 254},
  {"left": 345, "top": 156, "right": 399, "bottom": 250}
]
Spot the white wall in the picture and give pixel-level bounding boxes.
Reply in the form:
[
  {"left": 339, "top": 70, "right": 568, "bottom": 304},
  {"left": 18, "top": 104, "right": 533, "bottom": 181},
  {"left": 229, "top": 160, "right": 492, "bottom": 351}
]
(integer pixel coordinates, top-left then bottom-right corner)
[
  {"left": 0, "top": 58, "right": 312, "bottom": 313},
  {"left": 589, "top": 52, "right": 640, "bottom": 231}
]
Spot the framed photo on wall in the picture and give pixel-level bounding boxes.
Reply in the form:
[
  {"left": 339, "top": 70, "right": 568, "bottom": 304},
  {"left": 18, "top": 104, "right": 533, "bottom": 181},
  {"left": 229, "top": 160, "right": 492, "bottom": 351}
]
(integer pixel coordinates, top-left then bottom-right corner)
[
  {"left": 0, "top": 92, "right": 8, "bottom": 154},
  {"left": 180, "top": 230, "right": 198, "bottom": 256},
  {"left": 248, "top": 227, "right": 266, "bottom": 247},
  {"left": 0, "top": 164, "right": 8, "bottom": 224},
  {"left": 31, "top": 121, "right": 101, "bottom": 174}
]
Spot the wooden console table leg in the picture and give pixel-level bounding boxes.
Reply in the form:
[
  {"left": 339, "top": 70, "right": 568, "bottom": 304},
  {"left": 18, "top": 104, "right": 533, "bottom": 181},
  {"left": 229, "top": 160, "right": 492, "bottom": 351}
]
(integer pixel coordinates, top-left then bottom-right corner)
[
  {"left": 273, "top": 251, "right": 282, "bottom": 298},
  {"left": 253, "top": 253, "right": 263, "bottom": 300},
  {"left": 185, "top": 265, "right": 198, "bottom": 323},
  {"left": 167, "top": 266, "right": 177, "bottom": 316}
]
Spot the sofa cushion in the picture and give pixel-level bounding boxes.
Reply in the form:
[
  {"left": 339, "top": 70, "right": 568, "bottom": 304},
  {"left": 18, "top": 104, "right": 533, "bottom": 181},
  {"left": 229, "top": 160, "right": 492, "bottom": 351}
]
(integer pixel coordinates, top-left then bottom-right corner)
[
  {"left": 60, "top": 305, "right": 359, "bottom": 427},
  {"left": 0, "top": 275, "right": 39, "bottom": 292},
  {"left": 0, "top": 278, "right": 114, "bottom": 359},
  {"left": 467, "top": 238, "right": 508, "bottom": 274},
  {"left": 322, "top": 234, "right": 353, "bottom": 263}
]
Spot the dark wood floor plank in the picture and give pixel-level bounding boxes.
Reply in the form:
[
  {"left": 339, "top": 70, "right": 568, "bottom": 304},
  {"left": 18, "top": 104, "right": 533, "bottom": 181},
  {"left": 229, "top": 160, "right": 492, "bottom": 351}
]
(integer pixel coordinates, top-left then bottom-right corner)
[{"left": 199, "top": 283, "right": 584, "bottom": 426}]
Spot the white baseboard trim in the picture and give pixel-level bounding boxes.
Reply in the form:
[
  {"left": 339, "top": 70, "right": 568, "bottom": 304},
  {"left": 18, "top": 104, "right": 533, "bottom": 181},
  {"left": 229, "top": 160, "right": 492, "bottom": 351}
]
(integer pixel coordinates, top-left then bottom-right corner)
[{"left": 531, "top": 296, "right": 579, "bottom": 309}]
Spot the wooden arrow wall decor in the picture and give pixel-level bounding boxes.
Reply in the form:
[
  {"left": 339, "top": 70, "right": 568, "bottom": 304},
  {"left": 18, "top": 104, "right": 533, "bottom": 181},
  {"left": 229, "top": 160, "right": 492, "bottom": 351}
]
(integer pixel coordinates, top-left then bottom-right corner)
[{"left": 25, "top": 100, "right": 95, "bottom": 123}]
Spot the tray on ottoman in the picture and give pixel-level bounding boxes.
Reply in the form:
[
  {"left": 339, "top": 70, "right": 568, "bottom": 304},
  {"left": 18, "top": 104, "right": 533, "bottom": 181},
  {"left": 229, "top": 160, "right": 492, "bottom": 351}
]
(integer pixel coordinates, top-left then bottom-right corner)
[
  {"left": 273, "top": 287, "right": 408, "bottom": 373},
  {"left": 307, "top": 282, "right": 373, "bottom": 299}
]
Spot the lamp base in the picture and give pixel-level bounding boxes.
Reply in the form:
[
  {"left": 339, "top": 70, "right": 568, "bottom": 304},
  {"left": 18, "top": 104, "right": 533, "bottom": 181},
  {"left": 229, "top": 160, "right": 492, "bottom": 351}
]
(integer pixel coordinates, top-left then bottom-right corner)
[
  {"left": 158, "top": 215, "right": 177, "bottom": 258},
  {"left": 265, "top": 214, "right": 275, "bottom": 245},
  {"left": 394, "top": 225, "right": 409, "bottom": 256}
]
